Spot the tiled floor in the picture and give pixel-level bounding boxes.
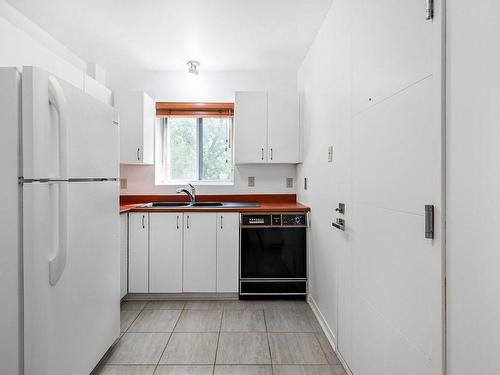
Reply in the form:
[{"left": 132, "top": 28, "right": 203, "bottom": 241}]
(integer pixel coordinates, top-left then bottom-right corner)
[{"left": 93, "top": 300, "right": 347, "bottom": 375}]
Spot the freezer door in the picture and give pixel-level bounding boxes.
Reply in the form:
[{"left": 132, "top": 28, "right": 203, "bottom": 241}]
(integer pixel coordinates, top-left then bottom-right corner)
[
  {"left": 22, "top": 66, "right": 119, "bottom": 180},
  {"left": 23, "top": 181, "right": 120, "bottom": 375}
]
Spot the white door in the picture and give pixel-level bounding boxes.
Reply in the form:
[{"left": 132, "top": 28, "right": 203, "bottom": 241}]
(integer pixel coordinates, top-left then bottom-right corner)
[
  {"left": 183, "top": 213, "right": 217, "bottom": 292},
  {"left": 150, "top": 213, "right": 183, "bottom": 293},
  {"left": 128, "top": 213, "right": 149, "bottom": 293},
  {"left": 120, "top": 213, "right": 128, "bottom": 299},
  {"left": 349, "top": 1, "right": 443, "bottom": 374},
  {"left": 216, "top": 213, "right": 240, "bottom": 293},
  {"left": 23, "top": 181, "right": 120, "bottom": 375},
  {"left": 268, "top": 91, "right": 300, "bottom": 163},
  {"left": 22, "top": 66, "right": 119, "bottom": 180},
  {"left": 351, "top": 0, "right": 434, "bottom": 114},
  {"left": 234, "top": 91, "right": 268, "bottom": 164}
]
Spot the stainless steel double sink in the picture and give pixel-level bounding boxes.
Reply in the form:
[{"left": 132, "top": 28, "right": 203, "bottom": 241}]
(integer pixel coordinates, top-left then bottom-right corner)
[{"left": 139, "top": 201, "right": 260, "bottom": 209}]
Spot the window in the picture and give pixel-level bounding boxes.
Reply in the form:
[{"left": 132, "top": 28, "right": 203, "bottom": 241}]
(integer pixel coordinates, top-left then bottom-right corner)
[{"left": 155, "top": 116, "right": 234, "bottom": 184}]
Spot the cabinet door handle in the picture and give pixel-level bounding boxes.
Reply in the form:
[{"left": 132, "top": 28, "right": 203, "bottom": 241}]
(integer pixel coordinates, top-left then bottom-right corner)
[
  {"left": 270, "top": 148, "right": 273, "bottom": 161},
  {"left": 186, "top": 215, "right": 190, "bottom": 229},
  {"left": 261, "top": 148, "right": 264, "bottom": 160},
  {"left": 220, "top": 215, "right": 223, "bottom": 229},
  {"left": 176, "top": 215, "right": 180, "bottom": 229},
  {"left": 137, "top": 148, "right": 141, "bottom": 161},
  {"left": 141, "top": 215, "right": 145, "bottom": 229}
]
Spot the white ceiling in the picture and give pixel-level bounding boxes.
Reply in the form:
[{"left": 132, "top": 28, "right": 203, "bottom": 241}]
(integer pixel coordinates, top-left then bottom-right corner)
[{"left": 6, "top": 0, "right": 333, "bottom": 72}]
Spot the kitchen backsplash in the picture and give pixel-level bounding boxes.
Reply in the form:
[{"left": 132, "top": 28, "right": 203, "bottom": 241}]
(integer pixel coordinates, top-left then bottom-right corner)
[{"left": 120, "top": 164, "right": 298, "bottom": 195}]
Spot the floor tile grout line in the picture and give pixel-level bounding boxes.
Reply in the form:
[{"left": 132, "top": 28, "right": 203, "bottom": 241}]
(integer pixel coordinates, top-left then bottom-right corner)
[
  {"left": 124, "top": 307, "right": 151, "bottom": 333},
  {"left": 151, "top": 309, "right": 182, "bottom": 374},
  {"left": 212, "top": 309, "right": 224, "bottom": 375},
  {"left": 263, "top": 309, "right": 275, "bottom": 375}
]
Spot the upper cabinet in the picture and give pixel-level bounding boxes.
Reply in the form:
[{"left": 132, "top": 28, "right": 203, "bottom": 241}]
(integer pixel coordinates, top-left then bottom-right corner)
[
  {"left": 114, "top": 91, "right": 155, "bottom": 164},
  {"left": 267, "top": 91, "right": 300, "bottom": 164},
  {"left": 234, "top": 92, "right": 268, "bottom": 164},
  {"left": 235, "top": 91, "right": 301, "bottom": 164}
]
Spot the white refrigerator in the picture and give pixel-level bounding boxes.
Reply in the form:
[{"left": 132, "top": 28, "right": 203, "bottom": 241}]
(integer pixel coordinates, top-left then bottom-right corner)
[{"left": 0, "top": 66, "right": 120, "bottom": 375}]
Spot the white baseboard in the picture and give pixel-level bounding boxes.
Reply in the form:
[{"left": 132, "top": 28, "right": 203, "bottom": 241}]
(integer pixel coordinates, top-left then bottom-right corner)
[{"left": 308, "top": 295, "right": 354, "bottom": 375}]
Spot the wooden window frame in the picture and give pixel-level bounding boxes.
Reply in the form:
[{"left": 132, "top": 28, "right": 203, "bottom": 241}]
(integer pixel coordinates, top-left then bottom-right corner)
[{"left": 156, "top": 102, "right": 234, "bottom": 118}]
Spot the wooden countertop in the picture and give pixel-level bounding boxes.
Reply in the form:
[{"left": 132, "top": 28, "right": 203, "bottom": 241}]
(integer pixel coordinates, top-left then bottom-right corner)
[{"left": 119, "top": 194, "right": 310, "bottom": 214}]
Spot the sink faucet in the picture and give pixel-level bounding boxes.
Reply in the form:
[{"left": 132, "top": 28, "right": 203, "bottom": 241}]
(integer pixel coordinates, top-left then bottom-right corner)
[{"left": 176, "top": 183, "right": 196, "bottom": 205}]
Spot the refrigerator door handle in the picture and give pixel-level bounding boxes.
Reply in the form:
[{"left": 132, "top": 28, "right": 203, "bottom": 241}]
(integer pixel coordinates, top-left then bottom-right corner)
[
  {"left": 49, "top": 181, "right": 68, "bottom": 285},
  {"left": 48, "top": 76, "right": 68, "bottom": 180}
]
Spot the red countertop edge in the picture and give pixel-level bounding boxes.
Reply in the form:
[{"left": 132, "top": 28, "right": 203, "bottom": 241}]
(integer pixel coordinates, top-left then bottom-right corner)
[{"left": 119, "top": 194, "right": 310, "bottom": 214}]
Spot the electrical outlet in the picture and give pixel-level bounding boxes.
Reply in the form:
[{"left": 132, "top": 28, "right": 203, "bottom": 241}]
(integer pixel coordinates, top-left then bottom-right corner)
[
  {"left": 328, "top": 146, "right": 334, "bottom": 162},
  {"left": 248, "top": 176, "right": 255, "bottom": 187},
  {"left": 304, "top": 178, "right": 308, "bottom": 190},
  {"left": 286, "top": 178, "right": 294, "bottom": 188},
  {"left": 120, "top": 178, "right": 127, "bottom": 189}
]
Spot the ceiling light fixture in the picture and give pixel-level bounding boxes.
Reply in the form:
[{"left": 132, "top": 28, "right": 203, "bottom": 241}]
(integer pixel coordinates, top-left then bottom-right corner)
[{"left": 187, "top": 60, "right": 200, "bottom": 75}]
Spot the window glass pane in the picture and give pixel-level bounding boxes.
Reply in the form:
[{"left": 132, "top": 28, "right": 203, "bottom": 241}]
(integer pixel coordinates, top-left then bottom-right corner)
[
  {"left": 166, "top": 118, "right": 198, "bottom": 181},
  {"left": 201, "top": 118, "right": 233, "bottom": 181}
]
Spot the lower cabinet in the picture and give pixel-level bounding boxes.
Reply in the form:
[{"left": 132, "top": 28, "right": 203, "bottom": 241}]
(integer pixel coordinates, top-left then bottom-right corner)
[
  {"left": 119, "top": 213, "right": 128, "bottom": 299},
  {"left": 127, "top": 211, "right": 239, "bottom": 294},
  {"left": 183, "top": 213, "right": 217, "bottom": 292},
  {"left": 217, "top": 213, "right": 240, "bottom": 293},
  {"left": 128, "top": 213, "right": 149, "bottom": 293},
  {"left": 149, "top": 213, "right": 183, "bottom": 293}
]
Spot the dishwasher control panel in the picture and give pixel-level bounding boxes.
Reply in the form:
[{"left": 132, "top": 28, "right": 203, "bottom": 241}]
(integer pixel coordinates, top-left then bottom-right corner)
[
  {"left": 282, "top": 214, "right": 307, "bottom": 226},
  {"left": 241, "top": 213, "right": 307, "bottom": 227}
]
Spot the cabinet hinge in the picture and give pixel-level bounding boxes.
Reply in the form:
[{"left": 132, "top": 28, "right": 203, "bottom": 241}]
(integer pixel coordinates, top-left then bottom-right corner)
[{"left": 426, "top": 0, "right": 434, "bottom": 20}]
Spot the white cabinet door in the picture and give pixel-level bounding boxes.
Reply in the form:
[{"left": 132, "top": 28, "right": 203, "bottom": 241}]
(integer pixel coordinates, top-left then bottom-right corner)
[
  {"left": 149, "top": 213, "right": 183, "bottom": 293},
  {"left": 216, "top": 213, "right": 240, "bottom": 293},
  {"left": 142, "top": 93, "right": 155, "bottom": 165},
  {"left": 183, "top": 213, "right": 217, "bottom": 292},
  {"left": 115, "top": 91, "right": 155, "bottom": 164},
  {"left": 235, "top": 91, "right": 268, "bottom": 164},
  {"left": 268, "top": 91, "right": 300, "bottom": 163},
  {"left": 128, "top": 213, "right": 149, "bottom": 293},
  {"left": 120, "top": 213, "right": 128, "bottom": 299}
]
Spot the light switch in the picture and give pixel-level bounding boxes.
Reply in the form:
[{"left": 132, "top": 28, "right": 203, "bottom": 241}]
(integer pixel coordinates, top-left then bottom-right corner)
[
  {"left": 286, "top": 178, "right": 294, "bottom": 188},
  {"left": 120, "top": 178, "right": 127, "bottom": 189},
  {"left": 248, "top": 176, "right": 255, "bottom": 187}
]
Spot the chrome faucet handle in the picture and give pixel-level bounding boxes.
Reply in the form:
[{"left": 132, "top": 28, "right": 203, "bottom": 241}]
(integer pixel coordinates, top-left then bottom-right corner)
[{"left": 188, "top": 183, "right": 196, "bottom": 198}]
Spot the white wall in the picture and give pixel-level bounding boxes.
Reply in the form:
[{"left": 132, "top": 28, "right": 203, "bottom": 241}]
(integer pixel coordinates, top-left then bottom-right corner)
[
  {"left": 447, "top": 1, "right": 500, "bottom": 374},
  {"left": 296, "top": 0, "right": 352, "bottom": 353},
  {"left": 0, "top": 0, "right": 85, "bottom": 87},
  {"left": 107, "top": 69, "right": 297, "bottom": 102},
  {"left": 110, "top": 69, "right": 299, "bottom": 195},
  {"left": 0, "top": 0, "right": 112, "bottom": 104}
]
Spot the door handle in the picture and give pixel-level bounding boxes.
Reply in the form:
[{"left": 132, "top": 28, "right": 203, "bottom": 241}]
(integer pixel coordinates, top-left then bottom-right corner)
[
  {"left": 48, "top": 181, "right": 68, "bottom": 286},
  {"left": 425, "top": 205, "right": 434, "bottom": 239},
  {"left": 270, "top": 148, "right": 273, "bottom": 161},
  {"left": 48, "top": 76, "right": 68, "bottom": 180},
  {"left": 137, "top": 148, "right": 141, "bottom": 161},
  {"left": 186, "top": 215, "right": 190, "bottom": 229},
  {"left": 220, "top": 215, "right": 223, "bottom": 229},
  {"left": 142, "top": 215, "right": 145, "bottom": 229},
  {"left": 261, "top": 148, "right": 264, "bottom": 161},
  {"left": 176, "top": 215, "right": 180, "bottom": 229}
]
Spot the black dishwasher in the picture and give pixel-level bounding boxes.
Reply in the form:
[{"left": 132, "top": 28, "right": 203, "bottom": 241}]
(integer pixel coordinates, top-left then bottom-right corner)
[{"left": 240, "top": 213, "right": 307, "bottom": 298}]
